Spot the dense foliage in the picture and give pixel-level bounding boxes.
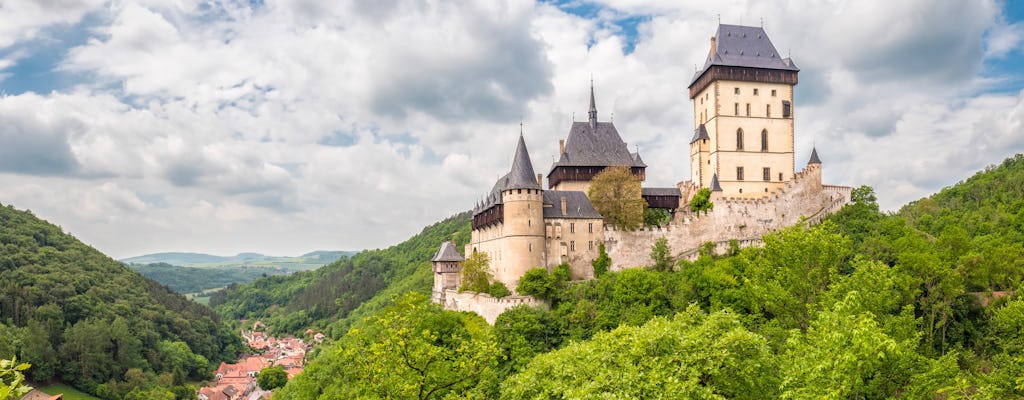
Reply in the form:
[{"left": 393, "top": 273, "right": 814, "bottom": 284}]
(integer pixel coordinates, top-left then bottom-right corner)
[
  {"left": 268, "top": 154, "right": 1024, "bottom": 398},
  {"left": 127, "top": 263, "right": 291, "bottom": 294},
  {"left": 587, "top": 166, "right": 646, "bottom": 230},
  {"left": 0, "top": 204, "right": 242, "bottom": 399},
  {"left": 0, "top": 357, "right": 31, "bottom": 400},
  {"left": 210, "top": 212, "right": 472, "bottom": 336}
]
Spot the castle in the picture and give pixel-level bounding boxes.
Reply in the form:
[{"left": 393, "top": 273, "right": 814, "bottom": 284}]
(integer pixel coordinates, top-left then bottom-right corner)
[{"left": 432, "top": 24, "right": 851, "bottom": 322}]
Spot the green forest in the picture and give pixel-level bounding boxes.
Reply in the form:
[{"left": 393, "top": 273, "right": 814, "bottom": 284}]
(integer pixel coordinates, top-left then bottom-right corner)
[
  {"left": 0, "top": 205, "right": 243, "bottom": 400},
  {"left": 127, "top": 262, "right": 293, "bottom": 294},
  {"left": 265, "top": 154, "right": 1022, "bottom": 399}
]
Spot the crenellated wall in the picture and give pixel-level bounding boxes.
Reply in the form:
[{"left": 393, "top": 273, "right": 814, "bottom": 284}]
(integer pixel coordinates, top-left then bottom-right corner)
[
  {"left": 603, "top": 164, "right": 849, "bottom": 270},
  {"left": 442, "top": 290, "right": 546, "bottom": 324}
]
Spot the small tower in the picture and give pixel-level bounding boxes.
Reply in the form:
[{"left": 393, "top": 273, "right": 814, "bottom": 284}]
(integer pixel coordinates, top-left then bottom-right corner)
[{"left": 431, "top": 241, "right": 464, "bottom": 305}]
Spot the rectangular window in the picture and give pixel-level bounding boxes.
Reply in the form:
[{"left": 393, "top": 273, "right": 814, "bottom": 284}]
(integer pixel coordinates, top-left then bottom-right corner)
[
  {"left": 734, "top": 87, "right": 739, "bottom": 94},
  {"left": 529, "top": 243, "right": 532, "bottom": 252},
  {"left": 782, "top": 101, "right": 792, "bottom": 118},
  {"left": 763, "top": 167, "right": 770, "bottom": 181},
  {"left": 766, "top": 104, "right": 771, "bottom": 118},
  {"left": 734, "top": 103, "right": 739, "bottom": 115},
  {"left": 753, "top": 88, "right": 759, "bottom": 95},
  {"left": 570, "top": 241, "right": 575, "bottom": 252},
  {"left": 570, "top": 223, "right": 575, "bottom": 233},
  {"left": 588, "top": 223, "right": 593, "bottom": 233},
  {"left": 588, "top": 241, "right": 593, "bottom": 251},
  {"left": 779, "top": 172, "right": 783, "bottom": 181},
  {"left": 746, "top": 103, "right": 751, "bottom": 116},
  {"left": 771, "top": 89, "right": 777, "bottom": 96},
  {"left": 737, "top": 167, "right": 744, "bottom": 181}
]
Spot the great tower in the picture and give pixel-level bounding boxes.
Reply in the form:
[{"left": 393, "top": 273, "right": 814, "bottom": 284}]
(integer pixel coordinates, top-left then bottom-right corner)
[{"left": 688, "top": 24, "right": 799, "bottom": 198}]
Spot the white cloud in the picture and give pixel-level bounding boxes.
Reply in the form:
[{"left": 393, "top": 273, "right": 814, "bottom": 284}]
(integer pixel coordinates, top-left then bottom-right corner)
[
  {"left": 0, "top": 0, "right": 1021, "bottom": 258},
  {"left": 0, "top": 0, "right": 105, "bottom": 48}
]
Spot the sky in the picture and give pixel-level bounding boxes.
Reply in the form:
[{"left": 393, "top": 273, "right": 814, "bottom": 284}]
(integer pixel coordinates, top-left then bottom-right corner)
[{"left": 0, "top": 0, "right": 1022, "bottom": 259}]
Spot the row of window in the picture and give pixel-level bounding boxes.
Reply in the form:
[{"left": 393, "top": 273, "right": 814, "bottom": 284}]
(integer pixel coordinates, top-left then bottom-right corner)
[
  {"left": 564, "top": 240, "right": 595, "bottom": 253},
  {"left": 736, "top": 129, "right": 770, "bottom": 151},
  {"left": 733, "top": 101, "right": 791, "bottom": 118},
  {"left": 735, "top": 87, "right": 777, "bottom": 96},
  {"left": 735, "top": 166, "right": 783, "bottom": 182}
]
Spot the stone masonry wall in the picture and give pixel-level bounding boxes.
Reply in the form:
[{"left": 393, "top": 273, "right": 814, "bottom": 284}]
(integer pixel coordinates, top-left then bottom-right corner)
[
  {"left": 443, "top": 290, "right": 546, "bottom": 324},
  {"left": 604, "top": 164, "right": 849, "bottom": 270}
]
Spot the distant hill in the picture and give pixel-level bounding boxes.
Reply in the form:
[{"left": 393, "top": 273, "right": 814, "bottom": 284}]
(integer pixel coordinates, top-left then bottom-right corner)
[
  {"left": 210, "top": 212, "right": 471, "bottom": 336},
  {"left": 0, "top": 203, "right": 242, "bottom": 398},
  {"left": 121, "top": 250, "right": 356, "bottom": 267}
]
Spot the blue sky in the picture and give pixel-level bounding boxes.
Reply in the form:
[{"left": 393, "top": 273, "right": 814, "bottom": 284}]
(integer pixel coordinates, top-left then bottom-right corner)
[{"left": 1, "top": 0, "right": 1023, "bottom": 258}]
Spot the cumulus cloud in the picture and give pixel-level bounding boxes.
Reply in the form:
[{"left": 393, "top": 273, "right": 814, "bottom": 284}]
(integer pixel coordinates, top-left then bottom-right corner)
[{"left": 0, "top": 0, "right": 1020, "bottom": 258}]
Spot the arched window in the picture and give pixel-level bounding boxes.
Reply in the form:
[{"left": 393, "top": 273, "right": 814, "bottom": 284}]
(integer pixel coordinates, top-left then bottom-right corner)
[
  {"left": 761, "top": 129, "right": 768, "bottom": 152},
  {"left": 736, "top": 129, "right": 744, "bottom": 150}
]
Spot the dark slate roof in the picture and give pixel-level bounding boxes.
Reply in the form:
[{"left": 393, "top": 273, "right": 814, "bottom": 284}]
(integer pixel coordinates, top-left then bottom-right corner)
[
  {"left": 475, "top": 135, "right": 541, "bottom": 215},
  {"left": 542, "top": 191, "right": 602, "bottom": 219},
  {"left": 691, "top": 24, "right": 799, "bottom": 85},
  {"left": 642, "top": 187, "right": 681, "bottom": 197},
  {"left": 549, "top": 122, "right": 644, "bottom": 171},
  {"left": 432, "top": 241, "right": 465, "bottom": 262},
  {"left": 690, "top": 124, "right": 710, "bottom": 144},
  {"left": 710, "top": 173, "right": 723, "bottom": 191},
  {"left": 631, "top": 152, "right": 645, "bottom": 166},
  {"left": 507, "top": 134, "right": 542, "bottom": 190},
  {"left": 808, "top": 147, "right": 822, "bottom": 164}
]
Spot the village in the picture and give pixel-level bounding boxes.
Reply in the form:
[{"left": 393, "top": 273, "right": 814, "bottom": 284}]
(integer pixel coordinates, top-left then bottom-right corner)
[{"left": 196, "top": 321, "right": 324, "bottom": 400}]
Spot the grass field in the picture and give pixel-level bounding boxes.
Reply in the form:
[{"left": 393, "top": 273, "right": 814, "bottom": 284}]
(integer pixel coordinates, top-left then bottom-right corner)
[{"left": 35, "top": 383, "right": 101, "bottom": 400}]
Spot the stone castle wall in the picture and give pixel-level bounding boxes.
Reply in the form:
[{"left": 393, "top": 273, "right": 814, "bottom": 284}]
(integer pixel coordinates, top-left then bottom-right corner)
[
  {"left": 603, "top": 164, "right": 849, "bottom": 270},
  {"left": 442, "top": 290, "right": 546, "bottom": 324}
]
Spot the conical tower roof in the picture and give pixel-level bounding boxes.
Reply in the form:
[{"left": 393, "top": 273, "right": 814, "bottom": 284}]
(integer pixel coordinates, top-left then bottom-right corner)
[
  {"left": 505, "top": 133, "right": 541, "bottom": 190},
  {"left": 710, "top": 173, "right": 723, "bottom": 192},
  {"left": 808, "top": 147, "right": 822, "bottom": 164}
]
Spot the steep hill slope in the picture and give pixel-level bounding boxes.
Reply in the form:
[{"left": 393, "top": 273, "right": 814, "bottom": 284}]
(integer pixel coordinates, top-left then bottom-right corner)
[
  {"left": 210, "top": 212, "right": 471, "bottom": 336},
  {"left": 0, "top": 204, "right": 242, "bottom": 399}
]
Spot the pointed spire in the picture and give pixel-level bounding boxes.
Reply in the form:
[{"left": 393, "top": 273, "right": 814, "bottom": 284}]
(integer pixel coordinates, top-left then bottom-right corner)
[
  {"left": 506, "top": 133, "right": 541, "bottom": 190},
  {"left": 588, "top": 78, "right": 598, "bottom": 128},
  {"left": 710, "top": 173, "right": 723, "bottom": 192},
  {"left": 808, "top": 147, "right": 821, "bottom": 164}
]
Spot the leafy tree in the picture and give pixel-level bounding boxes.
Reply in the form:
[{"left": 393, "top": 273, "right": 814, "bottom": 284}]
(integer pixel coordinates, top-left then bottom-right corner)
[
  {"left": 587, "top": 166, "right": 645, "bottom": 230},
  {"left": 650, "top": 237, "right": 672, "bottom": 271},
  {"left": 690, "top": 187, "right": 714, "bottom": 215},
  {"left": 493, "top": 306, "right": 562, "bottom": 375},
  {"left": 780, "top": 291, "right": 923, "bottom": 399},
  {"left": 258, "top": 365, "right": 288, "bottom": 390},
  {"left": 488, "top": 281, "right": 512, "bottom": 298},
  {"left": 459, "top": 252, "right": 493, "bottom": 293},
  {"left": 0, "top": 357, "right": 31, "bottom": 400},
  {"left": 746, "top": 222, "right": 851, "bottom": 331},
  {"left": 501, "top": 306, "right": 778, "bottom": 399},
  {"left": 643, "top": 207, "right": 670, "bottom": 227},
  {"left": 591, "top": 243, "right": 611, "bottom": 277},
  {"left": 275, "top": 293, "right": 500, "bottom": 400}
]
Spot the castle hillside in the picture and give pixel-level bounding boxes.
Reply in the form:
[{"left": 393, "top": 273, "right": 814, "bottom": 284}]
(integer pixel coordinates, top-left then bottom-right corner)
[{"left": 432, "top": 24, "right": 852, "bottom": 323}]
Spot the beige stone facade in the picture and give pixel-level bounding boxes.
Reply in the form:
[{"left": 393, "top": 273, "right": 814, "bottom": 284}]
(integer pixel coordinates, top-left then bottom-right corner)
[{"left": 441, "top": 23, "right": 851, "bottom": 325}]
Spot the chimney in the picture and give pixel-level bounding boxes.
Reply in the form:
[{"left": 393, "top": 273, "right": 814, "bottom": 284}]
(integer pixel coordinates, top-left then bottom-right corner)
[
  {"left": 560, "top": 196, "right": 567, "bottom": 216},
  {"left": 559, "top": 139, "right": 565, "bottom": 155},
  {"left": 536, "top": 173, "right": 543, "bottom": 186},
  {"left": 710, "top": 36, "right": 717, "bottom": 58}
]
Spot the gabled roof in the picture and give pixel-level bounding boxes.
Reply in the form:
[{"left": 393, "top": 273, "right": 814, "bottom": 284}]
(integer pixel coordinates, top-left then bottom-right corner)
[
  {"left": 642, "top": 187, "right": 681, "bottom": 197},
  {"left": 432, "top": 241, "right": 465, "bottom": 262},
  {"left": 691, "top": 24, "right": 799, "bottom": 86},
  {"left": 549, "top": 122, "right": 643, "bottom": 171},
  {"left": 542, "top": 191, "right": 602, "bottom": 219},
  {"left": 808, "top": 147, "right": 822, "bottom": 164},
  {"left": 690, "top": 124, "right": 710, "bottom": 144}
]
